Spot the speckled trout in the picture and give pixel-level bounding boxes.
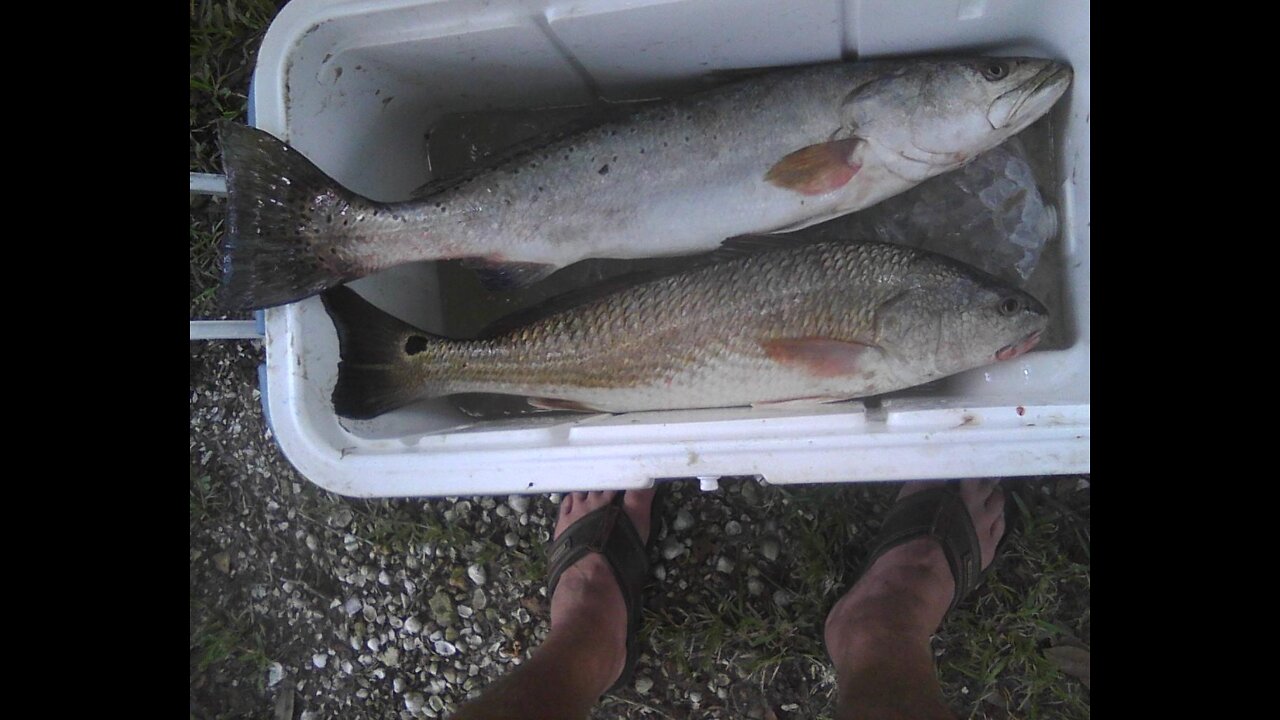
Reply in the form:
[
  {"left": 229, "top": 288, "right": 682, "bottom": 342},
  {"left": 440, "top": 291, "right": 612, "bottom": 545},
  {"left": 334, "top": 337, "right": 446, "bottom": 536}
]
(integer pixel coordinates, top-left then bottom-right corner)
[
  {"left": 321, "top": 240, "right": 1048, "bottom": 418},
  {"left": 222, "top": 57, "right": 1071, "bottom": 310}
]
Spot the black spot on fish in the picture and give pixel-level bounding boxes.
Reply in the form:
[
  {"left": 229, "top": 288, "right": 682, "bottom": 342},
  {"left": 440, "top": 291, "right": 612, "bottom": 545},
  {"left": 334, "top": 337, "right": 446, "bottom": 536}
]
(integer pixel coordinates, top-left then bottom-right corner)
[{"left": 598, "top": 164, "right": 610, "bottom": 175}]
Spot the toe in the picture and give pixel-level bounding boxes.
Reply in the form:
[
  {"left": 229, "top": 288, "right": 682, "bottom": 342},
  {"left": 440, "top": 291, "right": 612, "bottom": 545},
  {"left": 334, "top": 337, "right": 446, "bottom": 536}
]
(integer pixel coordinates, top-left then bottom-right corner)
[
  {"left": 990, "top": 511, "right": 1006, "bottom": 539},
  {"left": 984, "top": 510, "right": 1006, "bottom": 568},
  {"left": 983, "top": 483, "right": 1005, "bottom": 511},
  {"left": 554, "top": 494, "right": 574, "bottom": 537},
  {"left": 959, "top": 477, "right": 994, "bottom": 504},
  {"left": 623, "top": 487, "right": 656, "bottom": 542},
  {"left": 568, "top": 491, "right": 612, "bottom": 515},
  {"left": 554, "top": 493, "right": 590, "bottom": 538},
  {"left": 897, "top": 479, "right": 944, "bottom": 501},
  {"left": 950, "top": 480, "right": 1008, "bottom": 572},
  {"left": 959, "top": 479, "right": 1000, "bottom": 522}
]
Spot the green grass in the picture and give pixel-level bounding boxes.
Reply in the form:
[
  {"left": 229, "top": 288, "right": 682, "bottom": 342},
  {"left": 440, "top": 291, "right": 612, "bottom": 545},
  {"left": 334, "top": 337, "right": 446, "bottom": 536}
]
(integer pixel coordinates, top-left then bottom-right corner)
[
  {"left": 189, "top": 0, "right": 279, "bottom": 318},
  {"left": 932, "top": 481, "right": 1091, "bottom": 719},
  {"left": 189, "top": 468, "right": 221, "bottom": 525},
  {"left": 190, "top": 599, "right": 274, "bottom": 688},
  {"left": 616, "top": 478, "right": 1089, "bottom": 719},
  {"left": 192, "top": 617, "right": 272, "bottom": 678},
  {"left": 189, "top": 0, "right": 277, "bottom": 170},
  {"left": 190, "top": 203, "right": 229, "bottom": 318}
]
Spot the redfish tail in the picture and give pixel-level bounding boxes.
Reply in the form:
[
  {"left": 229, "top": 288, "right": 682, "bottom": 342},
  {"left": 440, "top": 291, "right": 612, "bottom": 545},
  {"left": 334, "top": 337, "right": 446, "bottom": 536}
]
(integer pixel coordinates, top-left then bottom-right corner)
[
  {"left": 219, "top": 123, "right": 378, "bottom": 311},
  {"left": 321, "top": 287, "right": 446, "bottom": 420}
]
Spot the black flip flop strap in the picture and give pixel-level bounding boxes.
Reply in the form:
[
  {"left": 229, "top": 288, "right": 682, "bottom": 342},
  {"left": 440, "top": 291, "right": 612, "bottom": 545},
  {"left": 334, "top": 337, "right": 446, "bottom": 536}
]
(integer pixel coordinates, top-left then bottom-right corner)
[
  {"left": 547, "top": 503, "right": 649, "bottom": 599},
  {"left": 545, "top": 500, "right": 649, "bottom": 692},
  {"left": 865, "top": 487, "right": 983, "bottom": 612}
]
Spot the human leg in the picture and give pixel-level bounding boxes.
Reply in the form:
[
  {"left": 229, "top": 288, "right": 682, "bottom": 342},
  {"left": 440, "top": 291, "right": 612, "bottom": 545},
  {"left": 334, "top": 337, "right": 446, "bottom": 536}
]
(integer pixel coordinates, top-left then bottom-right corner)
[
  {"left": 450, "top": 489, "right": 654, "bottom": 720},
  {"left": 823, "top": 479, "right": 1006, "bottom": 720}
]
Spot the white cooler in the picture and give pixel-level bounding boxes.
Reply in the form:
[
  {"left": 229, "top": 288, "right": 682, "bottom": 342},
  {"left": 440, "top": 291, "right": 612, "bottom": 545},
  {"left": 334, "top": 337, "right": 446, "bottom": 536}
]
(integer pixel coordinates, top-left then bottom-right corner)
[{"left": 249, "top": 0, "right": 1090, "bottom": 497}]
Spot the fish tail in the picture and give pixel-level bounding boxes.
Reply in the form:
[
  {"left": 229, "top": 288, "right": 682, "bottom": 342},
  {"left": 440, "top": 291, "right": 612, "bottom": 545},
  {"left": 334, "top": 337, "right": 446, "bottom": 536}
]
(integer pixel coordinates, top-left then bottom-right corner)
[
  {"left": 321, "top": 287, "right": 448, "bottom": 420},
  {"left": 219, "top": 123, "right": 381, "bottom": 310}
]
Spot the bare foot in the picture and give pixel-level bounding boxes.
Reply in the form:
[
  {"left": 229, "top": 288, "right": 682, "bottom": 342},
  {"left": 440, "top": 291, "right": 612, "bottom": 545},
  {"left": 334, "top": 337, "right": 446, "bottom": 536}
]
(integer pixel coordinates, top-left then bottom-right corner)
[
  {"left": 548, "top": 489, "right": 655, "bottom": 696},
  {"left": 825, "top": 479, "right": 1006, "bottom": 669},
  {"left": 449, "top": 491, "right": 657, "bottom": 720}
]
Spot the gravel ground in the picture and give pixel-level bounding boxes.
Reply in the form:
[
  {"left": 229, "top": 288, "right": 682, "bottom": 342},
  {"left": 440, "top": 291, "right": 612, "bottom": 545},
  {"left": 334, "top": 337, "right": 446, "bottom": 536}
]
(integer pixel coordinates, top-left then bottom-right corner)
[{"left": 190, "top": 340, "right": 1089, "bottom": 720}]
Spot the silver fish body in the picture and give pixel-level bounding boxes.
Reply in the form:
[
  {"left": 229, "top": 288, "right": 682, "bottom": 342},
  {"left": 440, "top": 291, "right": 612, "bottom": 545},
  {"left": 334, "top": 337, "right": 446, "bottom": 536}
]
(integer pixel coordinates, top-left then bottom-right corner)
[
  {"left": 323, "top": 241, "right": 1049, "bottom": 418},
  {"left": 222, "top": 57, "right": 1071, "bottom": 309}
]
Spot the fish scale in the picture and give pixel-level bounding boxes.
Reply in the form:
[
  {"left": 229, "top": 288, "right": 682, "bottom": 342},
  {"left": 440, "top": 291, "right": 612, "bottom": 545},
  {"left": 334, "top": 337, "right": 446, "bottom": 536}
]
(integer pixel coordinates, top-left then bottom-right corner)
[
  {"left": 322, "top": 241, "right": 1049, "bottom": 418},
  {"left": 221, "top": 58, "right": 1071, "bottom": 310}
]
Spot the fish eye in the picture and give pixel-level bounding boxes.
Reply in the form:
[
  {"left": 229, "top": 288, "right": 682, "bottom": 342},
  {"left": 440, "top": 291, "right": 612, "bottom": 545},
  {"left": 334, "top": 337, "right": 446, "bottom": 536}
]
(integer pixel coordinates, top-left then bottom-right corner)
[
  {"left": 998, "top": 297, "right": 1022, "bottom": 315},
  {"left": 982, "top": 62, "right": 1009, "bottom": 81}
]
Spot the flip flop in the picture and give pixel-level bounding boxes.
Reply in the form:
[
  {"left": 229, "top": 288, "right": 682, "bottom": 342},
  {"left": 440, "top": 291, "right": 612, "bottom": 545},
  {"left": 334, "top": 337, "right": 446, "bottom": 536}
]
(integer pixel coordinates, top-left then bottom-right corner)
[
  {"left": 861, "top": 481, "right": 1012, "bottom": 613},
  {"left": 546, "top": 490, "right": 655, "bottom": 695}
]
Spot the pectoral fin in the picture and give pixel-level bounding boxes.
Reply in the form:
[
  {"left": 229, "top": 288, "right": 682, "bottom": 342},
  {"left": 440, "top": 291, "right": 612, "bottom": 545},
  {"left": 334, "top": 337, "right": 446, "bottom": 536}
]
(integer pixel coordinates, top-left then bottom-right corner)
[
  {"left": 750, "top": 395, "right": 855, "bottom": 409},
  {"left": 761, "top": 337, "right": 878, "bottom": 378},
  {"left": 459, "top": 257, "right": 558, "bottom": 291},
  {"left": 528, "top": 397, "right": 603, "bottom": 412},
  {"left": 764, "top": 138, "right": 864, "bottom": 196}
]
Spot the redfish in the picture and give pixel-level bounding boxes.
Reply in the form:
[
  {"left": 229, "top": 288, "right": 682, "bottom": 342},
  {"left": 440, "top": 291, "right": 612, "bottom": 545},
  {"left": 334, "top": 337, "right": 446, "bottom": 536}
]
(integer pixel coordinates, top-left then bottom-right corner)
[{"left": 322, "top": 240, "right": 1048, "bottom": 418}]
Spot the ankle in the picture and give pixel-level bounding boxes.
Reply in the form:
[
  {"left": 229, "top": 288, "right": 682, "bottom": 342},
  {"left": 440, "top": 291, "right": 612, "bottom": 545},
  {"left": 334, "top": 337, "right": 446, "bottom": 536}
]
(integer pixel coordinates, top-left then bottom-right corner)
[
  {"left": 537, "top": 622, "right": 626, "bottom": 697},
  {"left": 824, "top": 539, "right": 957, "bottom": 664},
  {"left": 545, "top": 554, "right": 628, "bottom": 694}
]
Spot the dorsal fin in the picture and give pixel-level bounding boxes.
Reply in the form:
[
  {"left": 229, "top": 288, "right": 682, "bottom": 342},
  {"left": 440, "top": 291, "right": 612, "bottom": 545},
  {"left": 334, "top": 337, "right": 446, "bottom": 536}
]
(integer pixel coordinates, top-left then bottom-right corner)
[
  {"left": 474, "top": 235, "right": 854, "bottom": 338},
  {"left": 474, "top": 260, "right": 686, "bottom": 338}
]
